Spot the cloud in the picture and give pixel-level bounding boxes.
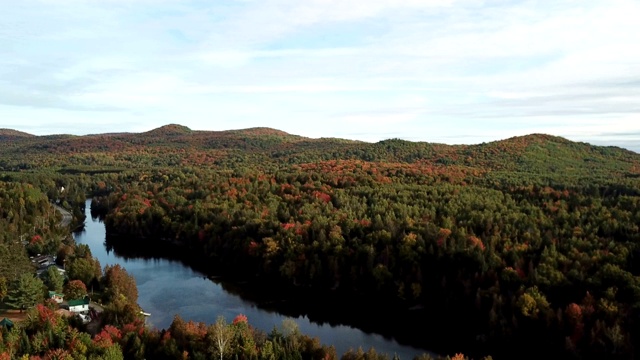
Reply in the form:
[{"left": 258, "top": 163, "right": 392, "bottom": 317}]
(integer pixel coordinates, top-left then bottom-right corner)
[
  {"left": 200, "top": 0, "right": 456, "bottom": 48},
  {"left": 0, "top": 0, "right": 639, "bottom": 153},
  {"left": 196, "top": 47, "right": 363, "bottom": 68}
]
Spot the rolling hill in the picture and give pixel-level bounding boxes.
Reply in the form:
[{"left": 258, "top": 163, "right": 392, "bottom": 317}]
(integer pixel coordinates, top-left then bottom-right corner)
[
  {"left": 3, "top": 124, "right": 640, "bottom": 359},
  {"left": 1, "top": 124, "right": 638, "bottom": 181}
]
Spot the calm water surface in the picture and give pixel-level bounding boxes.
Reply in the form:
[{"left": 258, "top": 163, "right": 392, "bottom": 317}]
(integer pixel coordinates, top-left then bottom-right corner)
[{"left": 74, "top": 201, "right": 429, "bottom": 359}]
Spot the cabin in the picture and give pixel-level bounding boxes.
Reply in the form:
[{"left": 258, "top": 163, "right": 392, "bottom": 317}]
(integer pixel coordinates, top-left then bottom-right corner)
[
  {"left": 31, "top": 254, "right": 56, "bottom": 269},
  {"left": 49, "top": 291, "right": 64, "bottom": 304},
  {"left": 49, "top": 291, "right": 64, "bottom": 303},
  {"left": 56, "top": 308, "right": 89, "bottom": 323},
  {"left": 68, "top": 297, "right": 90, "bottom": 313}
]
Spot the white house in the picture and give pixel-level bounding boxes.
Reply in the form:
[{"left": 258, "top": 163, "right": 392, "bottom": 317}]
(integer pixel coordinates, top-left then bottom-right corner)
[{"left": 68, "top": 297, "right": 89, "bottom": 313}]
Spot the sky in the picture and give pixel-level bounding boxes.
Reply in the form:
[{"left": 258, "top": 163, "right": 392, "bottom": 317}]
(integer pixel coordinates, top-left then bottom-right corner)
[{"left": 1, "top": 0, "right": 640, "bottom": 152}]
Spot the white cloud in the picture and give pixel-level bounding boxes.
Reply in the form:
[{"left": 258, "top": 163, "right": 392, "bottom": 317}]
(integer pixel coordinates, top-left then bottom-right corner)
[
  {"left": 1, "top": 0, "right": 640, "bottom": 153},
  {"left": 278, "top": 0, "right": 455, "bottom": 25}
]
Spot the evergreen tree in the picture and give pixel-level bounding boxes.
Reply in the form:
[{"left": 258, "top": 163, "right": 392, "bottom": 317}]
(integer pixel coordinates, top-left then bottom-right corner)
[
  {"left": 43, "top": 265, "right": 64, "bottom": 293},
  {"left": 5, "top": 274, "right": 44, "bottom": 312},
  {"left": 0, "top": 276, "right": 7, "bottom": 301}
]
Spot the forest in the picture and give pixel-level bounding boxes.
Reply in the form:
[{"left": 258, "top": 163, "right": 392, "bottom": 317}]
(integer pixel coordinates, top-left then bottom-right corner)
[{"left": 1, "top": 124, "right": 640, "bottom": 359}]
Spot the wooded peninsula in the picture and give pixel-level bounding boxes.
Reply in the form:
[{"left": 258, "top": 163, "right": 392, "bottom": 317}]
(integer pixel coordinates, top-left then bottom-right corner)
[{"left": 1, "top": 124, "right": 640, "bottom": 359}]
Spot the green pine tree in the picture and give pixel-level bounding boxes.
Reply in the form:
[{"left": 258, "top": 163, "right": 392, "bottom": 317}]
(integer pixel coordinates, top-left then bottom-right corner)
[
  {"left": 5, "top": 273, "right": 44, "bottom": 312},
  {"left": 43, "top": 265, "right": 64, "bottom": 293}
]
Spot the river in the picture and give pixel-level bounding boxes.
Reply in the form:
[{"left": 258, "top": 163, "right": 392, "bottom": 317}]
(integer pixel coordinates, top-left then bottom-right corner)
[{"left": 73, "top": 200, "right": 431, "bottom": 359}]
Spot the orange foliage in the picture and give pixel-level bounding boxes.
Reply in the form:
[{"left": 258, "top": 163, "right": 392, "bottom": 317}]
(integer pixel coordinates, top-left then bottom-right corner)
[
  {"left": 184, "top": 320, "right": 207, "bottom": 340},
  {"left": 43, "top": 349, "right": 71, "bottom": 360},
  {"left": 161, "top": 330, "right": 172, "bottom": 344},
  {"left": 282, "top": 223, "right": 296, "bottom": 231},
  {"left": 233, "top": 314, "right": 248, "bottom": 324},
  {"left": 566, "top": 303, "right": 583, "bottom": 323},
  {"left": 437, "top": 228, "right": 452, "bottom": 247},
  {"left": 35, "top": 304, "right": 58, "bottom": 327},
  {"left": 94, "top": 325, "right": 122, "bottom": 348},
  {"left": 122, "top": 320, "right": 145, "bottom": 336},
  {"left": 438, "top": 228, "right": 452, "bottom": 238},
  {"left": 30, "top": 235, "right": 43, "bottom": 244},
  {"left": 468, "top": 236, "right": 485, "bottom": 251},
  {"left": 312, "top": 191, "right": 332, "bottom": 203}
]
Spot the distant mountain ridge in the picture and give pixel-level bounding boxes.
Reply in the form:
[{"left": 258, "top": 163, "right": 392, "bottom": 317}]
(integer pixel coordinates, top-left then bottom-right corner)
[
  {"left": 0, "top": 128, "right": 36, "bottom": 140},
  {"left": 1, "top": 124, "right": 639, "bottom": 178},
  {"left": 143, "top": 124, "right": 193, "bottom": 136}
]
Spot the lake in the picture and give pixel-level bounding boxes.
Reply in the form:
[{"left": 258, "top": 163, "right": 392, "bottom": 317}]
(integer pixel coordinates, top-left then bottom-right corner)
[{"left": 74, "top": 200, "right": 432, "bottom": 359}]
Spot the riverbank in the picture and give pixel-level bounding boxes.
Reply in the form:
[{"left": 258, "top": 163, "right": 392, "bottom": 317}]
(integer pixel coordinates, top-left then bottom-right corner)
[
  {"left": 76, "top": 200, "right": 436, "bottom": 359},
  {"left": 100, "top": 230, "right": 488, "bottom": 358}
]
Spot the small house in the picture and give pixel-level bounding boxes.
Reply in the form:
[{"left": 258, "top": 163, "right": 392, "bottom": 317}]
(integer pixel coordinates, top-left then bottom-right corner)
[
  {"left": 49, "top": 291, "right": 64, "bottom": 304},
  {"left": 32, "top": 255, "right": 55, "bottom": 269},
  {"left": 68, "top": 297, "right": 90, "bottom": 313}
]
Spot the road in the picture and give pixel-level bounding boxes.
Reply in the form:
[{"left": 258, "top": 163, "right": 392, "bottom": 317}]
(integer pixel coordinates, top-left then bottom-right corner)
[{"left": 54, "top": 204, "right": 73, "bottom": 228}]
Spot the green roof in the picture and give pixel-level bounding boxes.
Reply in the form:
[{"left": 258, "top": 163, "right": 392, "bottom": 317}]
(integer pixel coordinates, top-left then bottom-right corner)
[
  {"left": 68, "top": 298, "right": 89, "bottom": 307},
  {"left": 49, "top": 291, "right": 64, "bottom": 297},
  {"left": 0, "top": 318, "right": 14, "bottom": 329}
]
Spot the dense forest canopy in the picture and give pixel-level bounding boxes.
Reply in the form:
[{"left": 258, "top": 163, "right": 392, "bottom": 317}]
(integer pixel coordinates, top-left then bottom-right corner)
[{"left": 2, "top": 124, "right": 640, "bottom": 360}]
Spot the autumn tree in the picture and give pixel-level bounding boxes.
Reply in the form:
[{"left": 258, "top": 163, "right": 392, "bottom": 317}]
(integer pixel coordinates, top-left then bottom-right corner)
[
  {"left": 101, "top": 294, "right": 140, "bottom": 328},
  {"left": 232, "top": 314, "right": 257, "bottom": 358},
  {"left": 63, "top": 279, "right": 87, "bottom": 300},
  {"left": 67, "top": 257, "right": 102, "bottom": 288},
  {"left": 102, "top": 264, "right": 138, "bottom": 304}
]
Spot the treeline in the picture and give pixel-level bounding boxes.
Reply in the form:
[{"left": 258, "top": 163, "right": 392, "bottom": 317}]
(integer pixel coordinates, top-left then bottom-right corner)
[
  {"left": 2, "top": 304, "right": 473, "bottom": 360},
  {"left": 2, "top": 126, "right": 639, "bottom": 178},
  {"left": 89, "top": 161, "right": 640, "bottom": 359},
  {"left": 0, "top": 181, "right": 62, "bottom": 289},
  {"left": 0, "top": 176, "right": 466, "bottom": 359},
  {"left": 0, "top": 181, "right": 140, "bottom": 358},
  {"left": 3, "top": 126, "right": 640, "bottom": 359}
]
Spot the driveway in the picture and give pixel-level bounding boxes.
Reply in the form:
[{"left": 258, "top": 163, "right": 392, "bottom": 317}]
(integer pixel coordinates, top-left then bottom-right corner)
[{"left": 53, "top": 204, "right": 73, "bottom": 228}]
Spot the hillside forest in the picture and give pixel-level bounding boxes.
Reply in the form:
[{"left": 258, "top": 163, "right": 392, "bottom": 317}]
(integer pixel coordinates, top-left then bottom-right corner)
[{"left": 1, "top": 124, "right": 640, "bottom": 359}]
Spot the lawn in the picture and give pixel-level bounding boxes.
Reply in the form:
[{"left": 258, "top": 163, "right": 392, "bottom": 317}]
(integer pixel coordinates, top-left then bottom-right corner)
[{"left": 0, "top": 309, "right": 28, "bottom": 323}]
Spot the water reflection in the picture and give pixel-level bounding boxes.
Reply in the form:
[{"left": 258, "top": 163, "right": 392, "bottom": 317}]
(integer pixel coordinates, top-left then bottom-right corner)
[{"left": 74, "top": 200, "right": 430, "bottom": 359}]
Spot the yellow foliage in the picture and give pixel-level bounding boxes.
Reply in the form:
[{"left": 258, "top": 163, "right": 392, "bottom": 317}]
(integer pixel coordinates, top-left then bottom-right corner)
[{"left": 403, "top": 232, "right": 417, "bottom": 245}]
